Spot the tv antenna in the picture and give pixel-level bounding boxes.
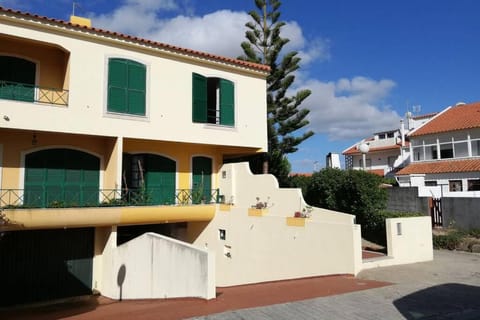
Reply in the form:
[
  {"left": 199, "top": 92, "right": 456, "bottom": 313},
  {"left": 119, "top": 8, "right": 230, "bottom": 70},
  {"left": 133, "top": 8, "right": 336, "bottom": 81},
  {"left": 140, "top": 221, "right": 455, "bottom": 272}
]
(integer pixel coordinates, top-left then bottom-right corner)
[
  {"left": 412, "top": 105, "right": 421, "bottom": 115},
  {"left": 72, "top": 2, "right": 81, "bottom": 16}
]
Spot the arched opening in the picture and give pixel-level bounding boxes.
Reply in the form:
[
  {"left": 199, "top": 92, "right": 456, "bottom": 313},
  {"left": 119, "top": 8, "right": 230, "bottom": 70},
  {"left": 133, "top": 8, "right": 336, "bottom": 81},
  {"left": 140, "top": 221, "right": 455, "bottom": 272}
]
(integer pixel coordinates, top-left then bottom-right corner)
[
  {"left": 122, "top": 153, "right": 176, "bottom": 205},
  {"left": 24, "top": 148, "right": 100, "bottom": 207}
]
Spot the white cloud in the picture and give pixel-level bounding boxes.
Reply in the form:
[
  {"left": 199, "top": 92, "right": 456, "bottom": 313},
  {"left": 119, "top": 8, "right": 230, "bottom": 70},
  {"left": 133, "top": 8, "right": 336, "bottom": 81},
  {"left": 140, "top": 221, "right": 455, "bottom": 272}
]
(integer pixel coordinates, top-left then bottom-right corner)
[
  {"left": 89, "top": 2, "right": 329, "bottom": 62},
  {"left": 146, "top": 10, "right": 250, "bottom": 58},
  {"left": 299, "top": 77, "right": 401, "bottom": 141},
  {"left": 88, "top": 2, "right": 397, "bottom": 144},
  {"left": 283, "top": 21, "right": 330, "bottom": 64}
]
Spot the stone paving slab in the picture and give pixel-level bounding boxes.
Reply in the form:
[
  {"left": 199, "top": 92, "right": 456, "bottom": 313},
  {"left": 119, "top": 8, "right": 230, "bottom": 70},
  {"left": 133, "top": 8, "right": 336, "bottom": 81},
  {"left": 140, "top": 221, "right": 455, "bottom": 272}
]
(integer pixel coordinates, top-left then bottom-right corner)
[{"left": 189, "top": 250, "right": 480, "bottom": 320}]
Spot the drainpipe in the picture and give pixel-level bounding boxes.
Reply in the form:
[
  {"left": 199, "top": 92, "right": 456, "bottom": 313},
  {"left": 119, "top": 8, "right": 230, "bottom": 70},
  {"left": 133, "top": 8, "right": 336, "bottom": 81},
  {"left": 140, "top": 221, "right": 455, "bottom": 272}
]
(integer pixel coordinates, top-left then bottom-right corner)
[{"left": 400, "top": 119, "right": 405, "bottom": 147}]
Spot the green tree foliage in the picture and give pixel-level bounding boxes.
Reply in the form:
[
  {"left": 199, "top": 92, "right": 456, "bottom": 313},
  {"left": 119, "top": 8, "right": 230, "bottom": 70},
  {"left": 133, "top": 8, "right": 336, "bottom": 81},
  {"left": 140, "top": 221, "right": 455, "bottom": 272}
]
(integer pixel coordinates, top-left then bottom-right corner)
[
  {"left": 305, "top": 168, "right": 387, "bottom": 226},
  {"left": 286, "top": 173, "right": 311, "bottom": 197},
  {"left": 239, "top": 0, "right": 314, "bottom": 185}
]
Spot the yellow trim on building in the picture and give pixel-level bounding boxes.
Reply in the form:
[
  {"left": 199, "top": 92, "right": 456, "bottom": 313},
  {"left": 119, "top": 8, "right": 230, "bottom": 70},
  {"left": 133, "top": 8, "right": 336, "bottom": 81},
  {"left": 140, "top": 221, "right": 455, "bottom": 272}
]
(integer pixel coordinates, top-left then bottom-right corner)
[
  {"left": 286, "top": 217, "right": 307, "bottom": 227},
  {"left": 219, "top": 204, "right": 232, "bottom": 212},
  {"left": 70, "top": 15, "right": 92, "bottom": 28},
  {"left": 1, "top": 205, "right": 215, "bottom": 231},
  {"left": 248, "top": 208, "right": 269, "bottom": 216}
]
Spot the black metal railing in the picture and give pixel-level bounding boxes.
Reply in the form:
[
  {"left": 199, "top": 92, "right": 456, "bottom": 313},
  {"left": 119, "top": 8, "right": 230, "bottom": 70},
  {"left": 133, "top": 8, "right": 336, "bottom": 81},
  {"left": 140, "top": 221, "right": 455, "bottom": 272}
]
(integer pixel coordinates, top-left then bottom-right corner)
[
  {"left": 0, "top": 188, "right": 221, "bottom": 209},
  {"left": 0, "top": 80, "right": 69, "bottom": 106}
]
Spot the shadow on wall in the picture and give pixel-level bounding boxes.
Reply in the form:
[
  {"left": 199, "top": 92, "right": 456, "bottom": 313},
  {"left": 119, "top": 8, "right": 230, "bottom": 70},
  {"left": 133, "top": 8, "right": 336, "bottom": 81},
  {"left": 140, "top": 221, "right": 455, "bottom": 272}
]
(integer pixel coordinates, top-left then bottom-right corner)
[
  {"left": 117, "top": 264, "right": 126, "bottom": 301},
  {"left": 393, "top": 283, "right": 480, "bottom": 319}
]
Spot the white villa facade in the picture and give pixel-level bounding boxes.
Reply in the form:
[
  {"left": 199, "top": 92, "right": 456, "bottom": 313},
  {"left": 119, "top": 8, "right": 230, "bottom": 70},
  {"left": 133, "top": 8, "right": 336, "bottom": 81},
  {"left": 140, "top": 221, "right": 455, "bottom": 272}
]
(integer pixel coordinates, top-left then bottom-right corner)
[{"left": 396, "top": 102, "right": 480, "bottom": 198}]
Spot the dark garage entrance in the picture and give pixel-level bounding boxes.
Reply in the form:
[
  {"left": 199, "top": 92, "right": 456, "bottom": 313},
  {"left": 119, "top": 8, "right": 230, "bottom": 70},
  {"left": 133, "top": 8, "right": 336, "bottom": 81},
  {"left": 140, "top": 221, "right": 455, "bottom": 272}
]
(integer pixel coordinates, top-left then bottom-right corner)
[{"left": 0, "top": 227, "right": 94, "bottom": 307}]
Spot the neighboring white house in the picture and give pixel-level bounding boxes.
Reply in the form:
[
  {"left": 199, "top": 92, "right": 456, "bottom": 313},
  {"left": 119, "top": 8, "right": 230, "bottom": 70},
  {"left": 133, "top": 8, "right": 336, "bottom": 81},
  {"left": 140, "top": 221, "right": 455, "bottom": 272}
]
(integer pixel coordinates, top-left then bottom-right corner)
[
  {"left": 343, "top": 113, "right": 437, "bottom": 177},
  {"left": 396, "top": 102, "right": 480, "bottom": 198}
]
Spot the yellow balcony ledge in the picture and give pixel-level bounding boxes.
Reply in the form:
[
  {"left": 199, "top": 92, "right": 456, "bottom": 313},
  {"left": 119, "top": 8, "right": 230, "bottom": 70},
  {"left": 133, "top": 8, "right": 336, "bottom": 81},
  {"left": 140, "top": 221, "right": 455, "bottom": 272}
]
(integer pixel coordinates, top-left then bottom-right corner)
[{"left": 1, "top": 205, "right": 215, "bottom": 231}]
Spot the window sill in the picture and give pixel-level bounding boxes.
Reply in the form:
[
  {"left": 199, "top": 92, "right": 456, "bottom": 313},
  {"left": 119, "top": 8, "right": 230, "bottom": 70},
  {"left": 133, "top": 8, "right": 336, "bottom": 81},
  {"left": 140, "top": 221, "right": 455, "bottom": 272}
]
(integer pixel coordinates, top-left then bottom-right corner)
[{"left": 105, "top": 111, "right": 149, "bottom": 121}]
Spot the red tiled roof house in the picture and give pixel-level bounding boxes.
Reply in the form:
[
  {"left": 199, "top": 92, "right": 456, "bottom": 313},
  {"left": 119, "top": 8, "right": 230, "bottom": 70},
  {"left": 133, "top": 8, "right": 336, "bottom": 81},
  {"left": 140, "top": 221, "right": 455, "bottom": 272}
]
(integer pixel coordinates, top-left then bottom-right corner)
[{"left": 396, "top": 102, "right": 480, "bottom": 197}]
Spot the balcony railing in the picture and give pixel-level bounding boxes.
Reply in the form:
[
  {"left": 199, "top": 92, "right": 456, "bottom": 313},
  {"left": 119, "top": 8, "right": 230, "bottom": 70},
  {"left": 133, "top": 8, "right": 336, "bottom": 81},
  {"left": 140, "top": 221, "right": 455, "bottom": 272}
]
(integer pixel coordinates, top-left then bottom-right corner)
[
  {"left": 0, "top": 188, "right": 221, "bottom": 209},
  {"left": 0, "top": 80, "right": 69, "bottom": 106}
]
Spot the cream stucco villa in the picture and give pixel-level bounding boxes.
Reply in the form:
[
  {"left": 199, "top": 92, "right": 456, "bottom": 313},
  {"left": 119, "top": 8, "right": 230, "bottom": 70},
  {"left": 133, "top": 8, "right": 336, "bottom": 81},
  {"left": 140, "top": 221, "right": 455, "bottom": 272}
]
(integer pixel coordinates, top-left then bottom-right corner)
[{"left": 0, "top": 6, "right": 432, "bottom": 308}]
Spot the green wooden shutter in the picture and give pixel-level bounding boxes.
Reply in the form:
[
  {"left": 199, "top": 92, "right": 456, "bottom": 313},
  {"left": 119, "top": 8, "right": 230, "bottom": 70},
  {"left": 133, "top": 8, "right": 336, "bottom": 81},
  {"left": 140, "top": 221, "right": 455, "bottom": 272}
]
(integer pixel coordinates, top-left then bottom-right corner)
[
  {"left": 220, "top": 79, "right": 234, "bottom": 126},
  {"left": 192, "top": 156, "right": 212, "bottom": 203},
  {"left": 108, "top": 59, "right": 145, "bottom": 115},
  {"left": 127, "top": 61, "right": 146, "bottom": 115},
  {"left": 24, "top": 149, "right": 99, "bottom": 207},
  {"left": 108, "top": 59, "right": 128, "bottom": 113},
  {"left": 192, "top": 73, "right": 207, "bottom": 123},
  {"left": 145, "top": 155, "right": 176, "bottom": 205}
]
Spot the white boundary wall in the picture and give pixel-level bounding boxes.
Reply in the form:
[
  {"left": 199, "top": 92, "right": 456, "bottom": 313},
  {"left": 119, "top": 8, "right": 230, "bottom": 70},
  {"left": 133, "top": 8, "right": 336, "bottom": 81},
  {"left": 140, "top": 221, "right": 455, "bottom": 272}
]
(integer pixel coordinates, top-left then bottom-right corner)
[
  {"left": 362, "top": 216, "right": 433, "bottom": 269},
  {"left": 98, "top": 230, "right": 215, "bottom": 300},
  {"left": 192, "top": 163, "right": 364, "bottom": 286}
]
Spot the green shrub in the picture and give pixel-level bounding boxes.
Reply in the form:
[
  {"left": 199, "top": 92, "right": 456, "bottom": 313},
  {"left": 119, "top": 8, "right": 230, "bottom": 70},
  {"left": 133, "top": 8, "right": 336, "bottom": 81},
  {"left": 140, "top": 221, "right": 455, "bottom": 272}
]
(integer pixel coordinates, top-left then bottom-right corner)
[
  {"left": 433, "top": 231, "right": 466, "bottom": 250},
  {"left": 468, "top": 229, "right": 480, "bottom": 238}
]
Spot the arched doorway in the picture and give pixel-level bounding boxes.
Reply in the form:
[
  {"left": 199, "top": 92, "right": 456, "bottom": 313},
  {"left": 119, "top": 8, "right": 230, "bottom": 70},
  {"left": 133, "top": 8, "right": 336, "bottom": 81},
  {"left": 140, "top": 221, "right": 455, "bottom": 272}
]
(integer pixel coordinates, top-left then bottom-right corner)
[
  {"left": 122, "top": 153, "right": 176, "bottom": 205},
  {"left": 24, "top": 148, "right": 100, "bottom": 207}
]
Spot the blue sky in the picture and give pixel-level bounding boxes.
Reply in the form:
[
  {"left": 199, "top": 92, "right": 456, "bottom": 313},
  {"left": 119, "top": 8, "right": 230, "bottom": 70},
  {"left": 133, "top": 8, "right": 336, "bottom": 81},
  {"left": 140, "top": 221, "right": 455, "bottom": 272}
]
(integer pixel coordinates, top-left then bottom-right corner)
[{"left": 3, "top": 0, "right": 480, "bottom": 172}]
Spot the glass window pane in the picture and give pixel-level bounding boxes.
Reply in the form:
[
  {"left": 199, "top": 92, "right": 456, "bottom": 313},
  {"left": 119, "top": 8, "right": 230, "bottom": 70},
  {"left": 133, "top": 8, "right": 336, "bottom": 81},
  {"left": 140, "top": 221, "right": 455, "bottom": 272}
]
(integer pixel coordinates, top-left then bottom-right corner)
[
  {"left": 440, "top": 143, "right": 453, "bottom": 159},
  {"left": 472, "top": 139, "right": 480, "bottom": 156},
  {"left": 468, "top": 179, "right": 480, "bottom": 191},
  {"left": 449, "top": 180, "right": 463, "bottom": 192},
  {"left": 425, "top": 145, "right": 437, "bottom": 160},
  {"left": 454, "top": 141, "right": 469, "bottom": 158},
  {"left": 413, "top": 146, "right": 424, "bottom": 161}
]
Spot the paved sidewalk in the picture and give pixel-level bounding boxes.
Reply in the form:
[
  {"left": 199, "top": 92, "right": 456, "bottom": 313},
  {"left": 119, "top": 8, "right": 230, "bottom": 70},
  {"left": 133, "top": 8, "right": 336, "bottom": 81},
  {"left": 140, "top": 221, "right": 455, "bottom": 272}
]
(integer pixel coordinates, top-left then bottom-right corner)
[{"left": 190, "top": 250, "right": 480, "bottom": 319}]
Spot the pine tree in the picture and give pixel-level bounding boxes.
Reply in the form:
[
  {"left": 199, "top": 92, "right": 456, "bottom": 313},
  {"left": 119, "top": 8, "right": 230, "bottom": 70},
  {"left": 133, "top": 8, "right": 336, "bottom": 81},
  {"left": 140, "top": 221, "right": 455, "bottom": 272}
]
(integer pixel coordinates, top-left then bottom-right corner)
[{"left": 239, "top": 0, "right": 314, "bottom": 185}]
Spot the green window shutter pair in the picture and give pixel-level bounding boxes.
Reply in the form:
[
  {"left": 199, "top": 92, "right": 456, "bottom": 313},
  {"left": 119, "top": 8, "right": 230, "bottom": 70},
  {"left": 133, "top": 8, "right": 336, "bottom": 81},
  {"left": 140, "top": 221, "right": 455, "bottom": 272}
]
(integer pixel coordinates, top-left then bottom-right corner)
[
  {"left": 192, "top": 73, "right": 234, "bottom": 126},
  {"left": 108, "top": 58, "right": 146, "bottom": 115}
]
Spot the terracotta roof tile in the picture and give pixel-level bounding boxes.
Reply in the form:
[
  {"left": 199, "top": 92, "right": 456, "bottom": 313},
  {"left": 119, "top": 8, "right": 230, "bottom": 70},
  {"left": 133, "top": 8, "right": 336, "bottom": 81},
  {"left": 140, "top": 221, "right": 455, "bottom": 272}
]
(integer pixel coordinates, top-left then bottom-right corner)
[
  {"left": 0, "top": 6, "right": 270, "bottom": 73},
  {"left": 409, "top": 102, "right": 480, "bottom": 137},
  {"left": 396, "top": 158, "right": 480, "bottom": 175},
  {"left": 367, "top": 169, "right": 385, "bottom": 176},
  {"left": 411, "top": 112, "right": 438, "bottom": 120}
]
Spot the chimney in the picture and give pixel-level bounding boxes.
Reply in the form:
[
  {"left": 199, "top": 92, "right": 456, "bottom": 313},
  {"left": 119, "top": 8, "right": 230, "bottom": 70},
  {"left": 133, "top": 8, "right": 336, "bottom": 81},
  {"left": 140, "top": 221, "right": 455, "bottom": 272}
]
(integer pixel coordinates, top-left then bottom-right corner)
[{"left": 70, "top": 15, "right": 91, "bottom": 28}]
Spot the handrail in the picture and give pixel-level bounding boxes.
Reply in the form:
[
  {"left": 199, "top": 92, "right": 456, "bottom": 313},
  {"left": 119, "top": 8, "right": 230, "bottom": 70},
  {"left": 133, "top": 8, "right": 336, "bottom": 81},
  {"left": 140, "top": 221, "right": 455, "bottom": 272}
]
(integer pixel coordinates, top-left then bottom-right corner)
[
  {"left": 0, "top": 80, "right": 69, "bottom": 106},
  {"left": 0, "top": 188, "right": 221, "bottom": 209}
]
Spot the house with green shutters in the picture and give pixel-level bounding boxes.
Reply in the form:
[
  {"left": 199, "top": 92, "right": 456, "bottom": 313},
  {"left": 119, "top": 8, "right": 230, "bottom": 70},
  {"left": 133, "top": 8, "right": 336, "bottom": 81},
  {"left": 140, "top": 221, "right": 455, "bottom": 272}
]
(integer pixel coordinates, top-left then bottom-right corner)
[{"left": 0, "top": 5, "right": 385, "bottom": 308}]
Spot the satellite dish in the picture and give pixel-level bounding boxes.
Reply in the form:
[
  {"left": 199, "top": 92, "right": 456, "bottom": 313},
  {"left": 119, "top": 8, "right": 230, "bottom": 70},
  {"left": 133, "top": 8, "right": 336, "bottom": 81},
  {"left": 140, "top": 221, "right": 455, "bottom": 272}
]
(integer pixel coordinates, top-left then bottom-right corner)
[{"left": 359, "top": 143, "right": 370, "bottom": 154}]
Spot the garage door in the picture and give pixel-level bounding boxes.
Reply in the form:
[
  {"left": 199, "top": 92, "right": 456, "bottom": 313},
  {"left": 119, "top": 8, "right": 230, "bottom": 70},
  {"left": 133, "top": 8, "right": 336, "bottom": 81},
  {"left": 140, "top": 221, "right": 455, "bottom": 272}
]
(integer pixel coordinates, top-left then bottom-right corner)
[{"left": 0, "top": 228, "right": 94, "bottom": 307}]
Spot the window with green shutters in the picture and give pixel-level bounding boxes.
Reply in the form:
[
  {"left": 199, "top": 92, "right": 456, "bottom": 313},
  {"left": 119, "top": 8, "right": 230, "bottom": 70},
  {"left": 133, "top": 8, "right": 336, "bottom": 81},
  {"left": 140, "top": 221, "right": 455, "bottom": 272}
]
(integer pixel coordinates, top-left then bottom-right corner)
[
  {"left": 108, "top": 58, "right": 146, "bottom": 116},
  {"left": 192, "top": 73, "right": 234, "bottom": 126}
]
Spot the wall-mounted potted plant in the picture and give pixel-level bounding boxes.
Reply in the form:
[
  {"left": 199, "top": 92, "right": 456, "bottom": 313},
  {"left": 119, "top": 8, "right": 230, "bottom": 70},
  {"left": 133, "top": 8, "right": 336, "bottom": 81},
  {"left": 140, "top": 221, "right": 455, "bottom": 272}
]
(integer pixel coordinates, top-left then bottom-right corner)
[{"left": 248, "top": 197, "right": 270, "bottom": 216}]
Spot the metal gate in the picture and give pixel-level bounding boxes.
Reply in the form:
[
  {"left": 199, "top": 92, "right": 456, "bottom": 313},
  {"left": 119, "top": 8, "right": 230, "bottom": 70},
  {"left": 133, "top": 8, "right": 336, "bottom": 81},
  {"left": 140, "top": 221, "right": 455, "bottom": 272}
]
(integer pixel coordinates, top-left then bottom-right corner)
[
  {"left": 0, "top": 228, "right": 94, "bottom": 307},
  {"left": 429, "top": 197, "right": 443, "bottom": 227}
]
